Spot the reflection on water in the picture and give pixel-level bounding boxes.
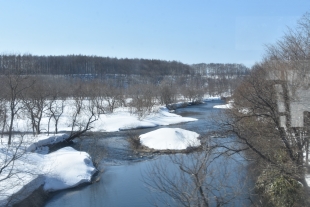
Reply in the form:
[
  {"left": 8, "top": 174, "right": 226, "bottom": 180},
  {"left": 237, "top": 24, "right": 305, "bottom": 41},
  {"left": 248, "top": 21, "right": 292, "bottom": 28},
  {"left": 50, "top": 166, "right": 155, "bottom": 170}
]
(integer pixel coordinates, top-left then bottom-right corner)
[{"left": 45, "top": 100, "right": 253, "bottom": 207}]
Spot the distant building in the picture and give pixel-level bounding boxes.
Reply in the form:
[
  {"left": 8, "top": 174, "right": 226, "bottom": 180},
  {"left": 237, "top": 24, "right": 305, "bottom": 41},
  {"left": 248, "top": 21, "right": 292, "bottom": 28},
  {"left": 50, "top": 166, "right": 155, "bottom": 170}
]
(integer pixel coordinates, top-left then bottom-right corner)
[{"left": 268, "top": 68, "right": 310, "bottom": 129}]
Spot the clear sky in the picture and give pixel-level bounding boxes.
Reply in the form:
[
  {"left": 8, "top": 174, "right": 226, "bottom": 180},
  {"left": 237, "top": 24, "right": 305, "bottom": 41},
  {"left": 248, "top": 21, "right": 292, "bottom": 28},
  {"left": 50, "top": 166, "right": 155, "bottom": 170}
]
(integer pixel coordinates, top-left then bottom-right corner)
[{"left": 1, "top": 0, "right": 310, "bottom": 67}]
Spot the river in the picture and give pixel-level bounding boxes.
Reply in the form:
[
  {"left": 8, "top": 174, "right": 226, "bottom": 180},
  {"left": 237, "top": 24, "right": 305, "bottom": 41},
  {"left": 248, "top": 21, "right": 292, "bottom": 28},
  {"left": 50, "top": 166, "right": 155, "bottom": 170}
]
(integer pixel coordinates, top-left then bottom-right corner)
[{"left": 45, "top": 100, "right": 253, "bottom": 207}]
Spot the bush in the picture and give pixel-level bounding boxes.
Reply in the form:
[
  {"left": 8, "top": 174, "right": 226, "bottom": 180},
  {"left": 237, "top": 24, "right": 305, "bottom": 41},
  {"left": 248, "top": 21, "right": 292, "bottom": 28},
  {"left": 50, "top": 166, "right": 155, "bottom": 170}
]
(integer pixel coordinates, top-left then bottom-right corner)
[
  {"left": 256, "top": 168, "right": 303, "bottom": 207},
  {"left": 126, "top": 130, "right": 141, "bottom": 150}
]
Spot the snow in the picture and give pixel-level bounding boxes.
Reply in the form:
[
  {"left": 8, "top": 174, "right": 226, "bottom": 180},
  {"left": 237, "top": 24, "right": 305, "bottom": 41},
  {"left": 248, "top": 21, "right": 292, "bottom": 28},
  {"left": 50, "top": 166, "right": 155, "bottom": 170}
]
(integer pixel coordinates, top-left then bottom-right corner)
[
  {"left": 213, "top": 100, "right": 233, "bottom": 109},
  {"left": 0, "top": 144, "right": 96, "bottom": 206},
  {"left": 92, "top": 107, "right": 197, "bottom": 132},
  {"left": 27, "top": 133, "right": 69, "bottom": 152},
  {"left": 306, "top": 174, "right": 310, "bottom": 187},
  {"left": 42, "top": 147, "right": 96, "bottom": 191},
  {"left": 0, "top": 133, "right": 70, "bottom": 154},
  {"left": 204, "top": 96, "right": 221, "bottom": 101},
  {"left": 213, "top": 103, "right": 231, "bottom": 109},
  {"left": 139, "top": 128, "right": 201, "bottom": 150}
]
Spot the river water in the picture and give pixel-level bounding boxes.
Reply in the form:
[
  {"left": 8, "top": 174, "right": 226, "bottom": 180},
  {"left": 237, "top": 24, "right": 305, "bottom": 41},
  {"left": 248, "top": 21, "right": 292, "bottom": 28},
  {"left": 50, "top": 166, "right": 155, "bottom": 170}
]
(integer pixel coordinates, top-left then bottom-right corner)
[{"left": 45, "top": 100, "right": 253, "bottom": 207}]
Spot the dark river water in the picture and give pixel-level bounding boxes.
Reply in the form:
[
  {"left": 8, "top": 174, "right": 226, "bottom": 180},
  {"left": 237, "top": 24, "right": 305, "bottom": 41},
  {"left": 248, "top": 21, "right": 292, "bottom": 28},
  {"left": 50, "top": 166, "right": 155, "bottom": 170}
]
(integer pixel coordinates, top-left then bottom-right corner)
[{"left": 45, "top": 100, "right": 253, "bottom": 207}]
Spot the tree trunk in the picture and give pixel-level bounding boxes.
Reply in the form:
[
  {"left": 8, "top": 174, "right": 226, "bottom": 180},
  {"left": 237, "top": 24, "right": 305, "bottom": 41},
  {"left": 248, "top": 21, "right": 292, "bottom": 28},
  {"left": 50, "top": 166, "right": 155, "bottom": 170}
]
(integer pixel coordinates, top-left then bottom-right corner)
[{"left": 8, "top": 113, "right": 14, "bottom": 145}]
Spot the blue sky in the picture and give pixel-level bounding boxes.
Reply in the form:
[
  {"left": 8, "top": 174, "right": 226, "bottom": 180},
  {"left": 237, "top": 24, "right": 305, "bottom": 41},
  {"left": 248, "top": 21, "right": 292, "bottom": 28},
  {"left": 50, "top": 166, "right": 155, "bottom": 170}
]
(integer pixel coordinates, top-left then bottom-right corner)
[{"left": 1, "top": 0, "right": 310, "bottom": 67}]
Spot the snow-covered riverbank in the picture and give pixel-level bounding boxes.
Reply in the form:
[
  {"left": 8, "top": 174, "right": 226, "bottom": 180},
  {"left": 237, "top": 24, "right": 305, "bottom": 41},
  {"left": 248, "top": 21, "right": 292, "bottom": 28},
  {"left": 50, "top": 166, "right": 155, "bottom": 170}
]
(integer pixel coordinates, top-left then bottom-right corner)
[
  {"left": 0, "top": 134, "right": 96, "bottom": 206},
  {"left": 96, "top": 106, "right": 197, "bottom": 132},
  {"left": 12, "top": 104, "right": 197, "bottom": 133}
]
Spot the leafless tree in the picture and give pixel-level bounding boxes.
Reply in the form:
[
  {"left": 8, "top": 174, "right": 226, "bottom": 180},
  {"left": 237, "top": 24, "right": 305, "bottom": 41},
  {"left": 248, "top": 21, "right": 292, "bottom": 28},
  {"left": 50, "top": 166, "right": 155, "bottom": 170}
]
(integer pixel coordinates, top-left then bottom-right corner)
[
  {"left": 22, "top": 79, "right": 49, "bottom": 136},
  {"left": 67, "top": 96, "right": 99, "bottom": 141},
  {"left": 129, "top": 84, "right": 157, "bottom": 120},
  {"left": 217, "top": 13, "right": 310, "bottom": 205},
  {"left": 0, "top": 133, "right": 40, "bottom": 207},
  {"left": 0, "top": 71, "right": 34, "bottom": 145},
  {"left": 181, "top": 76, "right": 206, "bottom": 104},
  {"left": 218, "top": 65, "right": 308, "bottom": 205},
  {"left": 158, "top": 79, "right": 178, "bottom": 108},
  {"left": 102, "top": 82, "right": 125, "bottom": 113},
  {"left": 143, "top": 141, "right": 249, "bottom": 207},
  {"left": 46, "top": 98, "right": 66, "bottom": 135},
  {"left": 190, "top": 14, "right": 310, "bottom": 207},
  {"left": 0, "top": 98, "right": 7, "bottom": 140},
  {"left": 90, "top": 79, "right": 125, "bottom": 114}
]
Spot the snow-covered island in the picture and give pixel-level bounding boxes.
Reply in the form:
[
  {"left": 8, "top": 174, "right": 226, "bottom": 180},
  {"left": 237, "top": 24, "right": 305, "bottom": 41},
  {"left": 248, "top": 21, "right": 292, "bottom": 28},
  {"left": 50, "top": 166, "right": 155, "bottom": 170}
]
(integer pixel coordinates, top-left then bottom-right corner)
[{"left": 139, "top": 128, "right": 201, "bottom": 152}]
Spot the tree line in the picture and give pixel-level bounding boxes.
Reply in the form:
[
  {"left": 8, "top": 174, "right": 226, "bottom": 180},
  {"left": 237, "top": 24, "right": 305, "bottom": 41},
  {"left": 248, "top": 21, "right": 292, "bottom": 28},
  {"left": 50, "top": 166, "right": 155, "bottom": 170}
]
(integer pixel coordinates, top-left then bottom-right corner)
[
  {"left": 0, "top": 55, "right": 193, "bottom": 77},
  {"left": 0, "top": 54, "right": 249, "bottom": 95},
  {"left": 192, "top": 63, "right": 249, "bottom": 78}
]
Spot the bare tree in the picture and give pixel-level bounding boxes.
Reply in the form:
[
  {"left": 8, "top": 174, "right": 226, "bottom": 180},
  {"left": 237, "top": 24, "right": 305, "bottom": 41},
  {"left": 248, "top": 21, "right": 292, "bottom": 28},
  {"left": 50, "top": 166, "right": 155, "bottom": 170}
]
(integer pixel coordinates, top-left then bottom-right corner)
[
  {"left": 143, "top": 142, "right": 248, "bottom": 207},
  {"left": 0, "top": 72, "right": 34, "bottom": 145},
  {"left": 0, "top": 98, "right": 7, "bottom": 140},
  {"left": 181, "top": 76, "right": 206, "bottom": 104},
  {"left": 22, "top": 79, "right": 49, "bottom": 135},
  {"left": 0, "top": 133, "right": 40, "bottom": 207},
  {"left": 46, "top": 98, "right": 66, "bottom": 135},
  {"left": 102, "top": 82, "right": 124, "bottom": 113},
  {"left": 219, "top": 65, "right": 308, "bottom": 204},
  {"left": 158, "top": 79, "right": 178, "bottom": 108},
  {"left": 129, "top": 84, "right": 157, "bottom": 120},
  {"left": 67, "top": 97, "right": 99, "bottom": 141},
  {"left": 210, "top": 13, "right": 310, "bottom": 206}
]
